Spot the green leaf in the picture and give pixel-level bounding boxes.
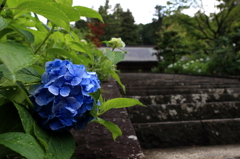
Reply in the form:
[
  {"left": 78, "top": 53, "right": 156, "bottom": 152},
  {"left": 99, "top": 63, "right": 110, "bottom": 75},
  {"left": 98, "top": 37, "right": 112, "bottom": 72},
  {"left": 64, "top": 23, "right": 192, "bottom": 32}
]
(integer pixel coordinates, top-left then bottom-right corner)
[
  {"left": 56, "top": 0, "right": 72, "bottom": 6},
  {"left": 16, "top": 74, "right": 41, "bottom": 83},
  {"left": 0, "top": 64, "right": 41, "bottom": 83},
  {"left": 34, "top": 126, "right": 75, "bottom": 159},
  {"left": 18, "top": 66, "right": 42, "bottom": 78},
  {"left": 74, "top": 6, "right": 103, "bottom": 22},
  {"left": 46, "top": 48, "right": 86, "bottom": 64},
  {"left": 89, "top": 89, "right": 101, "bottom": 118},
  {"left": 99, "top": 98, "right": 145, "bottom": 115},
  {"left": 93, "top": 118, "right": 122, "bottom": 141},
  {"left": 17, "top": 1, "right": 70, "bottom": 31},
  {"left": 48, "top": 2, "right": 80, "bottom": 21},
  {"left": 0, "top": 42, "right": 36, "bottom": 81},
  {"left": 69, "top": 41, "right": 87, "bottom": 53},
  {"left": 0, "top": 16, "right": 7, "bottom": 31},
  {"left": 105, "top": 50, "right": 125, "bottom": 64},
  {"left": 0, "top": 132, "right": 45, "bottom": 159},
  {"left": 69, "top": 42, "right": 94, "bottom": 61},
  {"left": 9, "top": 25, "right": 35, "bottom": 44},
  {"left": 0, "top": 28, "right": 13, "bottom": 39},
  {"left": 14, "top": 103, "right": 35, "bottom": 136},
  {"left": 0, "top": 102, "right": 23, "bottom": 134},
  {"left": 108, "top": 70, "right": 126, "bottom": 93}
]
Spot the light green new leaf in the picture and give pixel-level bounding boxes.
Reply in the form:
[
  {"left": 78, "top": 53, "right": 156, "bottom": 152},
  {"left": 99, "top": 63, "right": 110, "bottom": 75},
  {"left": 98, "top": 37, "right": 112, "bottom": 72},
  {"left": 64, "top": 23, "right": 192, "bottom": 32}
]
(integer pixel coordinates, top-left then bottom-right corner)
[
  {"left": 74, "top": 6, "right": 103, "bottom": 22},
  {"left": 99, "top": 98, "right": 145, "bottom": 115},
  {"left": 93, "top": 118, "right": 122, "bottom": 141},
  {"left": 34, "top": 125, "right": 75, "bottom": 159},
  {"left": 46, "top": 48, "right": 85, "bottom": 64},
  {"left": 108, "top": 70, "right": 125, "bottom": 93},
  {"left": 17, "top": 1, "right": 70, "bottom": 31},
  {"left": 105, "top": 50, "right": 125, "bottom": 64},
  {"left": 0, "top": 42, "right": 36, "bottom": 81},
  {"left": 56, "top": 0, "right": 73, "bottom": 7},
  {"left": 0, "top": 16, "right": 7, "bottom": 31},
  {"left": 48, "top": 2, "right": 80, "bottom": 21},
  {"left": 69, "top": 41, "right": 87, "bottom": 53},
  {"left": 0, "top": 132, "right": 45, "bottom": 159}
]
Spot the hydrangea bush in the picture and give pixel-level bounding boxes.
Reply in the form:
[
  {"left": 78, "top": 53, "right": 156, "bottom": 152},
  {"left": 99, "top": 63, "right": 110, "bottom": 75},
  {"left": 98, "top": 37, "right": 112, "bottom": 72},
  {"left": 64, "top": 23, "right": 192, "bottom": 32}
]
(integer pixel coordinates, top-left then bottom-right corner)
[
  {"left": 31, "top": 59, "right": 100, "bottom": 131},
  {"left": 0, "top": 0, "right": 144, "bottom": 158}
]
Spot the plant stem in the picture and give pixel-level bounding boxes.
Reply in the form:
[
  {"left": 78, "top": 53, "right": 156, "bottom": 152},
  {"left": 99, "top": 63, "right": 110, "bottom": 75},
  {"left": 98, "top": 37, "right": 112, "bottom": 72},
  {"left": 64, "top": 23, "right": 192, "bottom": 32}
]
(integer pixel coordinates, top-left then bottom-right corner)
[{"left": 34, "top": 25, "right": 55, "bottom": 54}]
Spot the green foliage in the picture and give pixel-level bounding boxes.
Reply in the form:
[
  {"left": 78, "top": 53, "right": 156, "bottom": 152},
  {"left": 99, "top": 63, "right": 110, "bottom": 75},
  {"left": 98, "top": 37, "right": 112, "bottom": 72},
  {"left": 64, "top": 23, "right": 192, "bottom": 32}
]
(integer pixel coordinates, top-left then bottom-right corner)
[
  {"left": 105, "top": 50, "right": 125, "bottom": 64},
  {"left": 0, "top": 16, "right": 7, "bottom": 31},
  {"left": 93, "top": 118, "right": 122, "bottom": 141},
  {"left": 0, "top": 42, "right": 36, "bottom": 82},
  {"left": 99, "top": 98, "right": 145, "bottom": 115},
  {"left": 0, "top": 0, "right": 145, "bottom": 157},
  {"left": 153, "top": 0, "right": 240, "bottom": 76},
  {"left": 0, "top": 132, "right": 45, "bottom": 159}
]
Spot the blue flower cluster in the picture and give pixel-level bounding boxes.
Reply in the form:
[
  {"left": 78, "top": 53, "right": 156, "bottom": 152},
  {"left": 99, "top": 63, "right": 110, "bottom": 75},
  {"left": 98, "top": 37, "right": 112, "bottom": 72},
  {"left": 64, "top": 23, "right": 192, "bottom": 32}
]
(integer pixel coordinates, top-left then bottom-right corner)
[{"left": 31, "top": 59, "right": 101, "bottom": 131}]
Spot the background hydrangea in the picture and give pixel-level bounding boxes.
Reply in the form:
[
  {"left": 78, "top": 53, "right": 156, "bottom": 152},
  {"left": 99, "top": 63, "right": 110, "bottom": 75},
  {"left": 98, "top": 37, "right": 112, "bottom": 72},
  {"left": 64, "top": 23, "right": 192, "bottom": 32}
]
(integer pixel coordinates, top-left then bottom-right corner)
[
  {"left": 107, "top": 37, "right": 125, "bottom": 48},
  {"left": 31, "top": 59, "right": 101, "bottom": 131}
]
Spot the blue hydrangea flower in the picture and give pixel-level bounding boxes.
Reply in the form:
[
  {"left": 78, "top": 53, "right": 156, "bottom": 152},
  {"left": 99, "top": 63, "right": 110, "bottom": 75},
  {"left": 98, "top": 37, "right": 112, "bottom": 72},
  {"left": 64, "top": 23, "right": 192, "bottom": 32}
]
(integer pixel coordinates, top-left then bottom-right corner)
[{"left": 31, "top": 59, "right": 100, "bottom": 131}]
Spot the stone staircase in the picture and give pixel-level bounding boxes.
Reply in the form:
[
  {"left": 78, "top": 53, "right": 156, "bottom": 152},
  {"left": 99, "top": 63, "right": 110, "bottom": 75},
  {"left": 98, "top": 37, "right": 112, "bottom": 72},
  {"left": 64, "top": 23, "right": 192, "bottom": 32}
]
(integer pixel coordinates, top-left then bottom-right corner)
[{"left": 118, "top": 73, "right": 240, "bottom": 149}]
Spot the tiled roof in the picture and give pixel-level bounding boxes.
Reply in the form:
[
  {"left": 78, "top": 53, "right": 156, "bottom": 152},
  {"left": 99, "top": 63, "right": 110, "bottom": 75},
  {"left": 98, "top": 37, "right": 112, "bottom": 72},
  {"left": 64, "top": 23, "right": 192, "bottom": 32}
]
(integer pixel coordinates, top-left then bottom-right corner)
[{"left": 100, "top": 47, "right": 158, "bottom": 62}]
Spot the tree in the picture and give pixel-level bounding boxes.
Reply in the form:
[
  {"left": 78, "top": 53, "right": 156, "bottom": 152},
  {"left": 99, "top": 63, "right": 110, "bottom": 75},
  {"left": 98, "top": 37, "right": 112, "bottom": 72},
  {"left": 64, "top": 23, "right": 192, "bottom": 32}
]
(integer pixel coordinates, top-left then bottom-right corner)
[{"left": 119, "top": 9, "right": 140, "bottom": 44}]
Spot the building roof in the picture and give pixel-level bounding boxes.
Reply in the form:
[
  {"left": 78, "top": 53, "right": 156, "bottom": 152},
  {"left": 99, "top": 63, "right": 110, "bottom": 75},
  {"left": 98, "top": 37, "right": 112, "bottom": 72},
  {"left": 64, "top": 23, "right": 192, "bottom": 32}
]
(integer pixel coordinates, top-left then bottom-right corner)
[{"left": 100, "top": 46, "right": 158, "bottom": 62}]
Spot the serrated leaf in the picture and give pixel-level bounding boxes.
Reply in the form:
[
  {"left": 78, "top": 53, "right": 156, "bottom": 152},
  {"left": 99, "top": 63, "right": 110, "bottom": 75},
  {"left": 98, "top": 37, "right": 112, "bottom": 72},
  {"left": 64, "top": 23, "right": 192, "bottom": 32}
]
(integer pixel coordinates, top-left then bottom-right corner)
[
  {"left": 99, "top": 98, "right": 145, "bottom": 115},
  {"left": 56, "top": 0, "right": 72, "bottom": 6},
  {"left": 0, "top": 42, "right": 36, "bottom": 81},
  {"left": 108, "top": 70, "right": 125, "bottom": 93},
  {"left": 0, "top": 132, "right": 45, "bottom": 159},
  {"left": 34, "top": 125, "right": 75, "bottom": 159},
  {"left": 0, "top": 16, "right": 8, "bottom": 31},
  {"left": 74, "top": 6, "right": 103, "bottom": 22},
  {"left": 93, "top": 118, "right": 122, "bottom": 141},
  {"left": 105, "top": 50, "right": 125, "bottom": 64},
  {"left": 48, "top": 2, "right": 80, "bottom": 21},
  {"left": 17, "top": 1, "right": 70, "bottom": 31}
]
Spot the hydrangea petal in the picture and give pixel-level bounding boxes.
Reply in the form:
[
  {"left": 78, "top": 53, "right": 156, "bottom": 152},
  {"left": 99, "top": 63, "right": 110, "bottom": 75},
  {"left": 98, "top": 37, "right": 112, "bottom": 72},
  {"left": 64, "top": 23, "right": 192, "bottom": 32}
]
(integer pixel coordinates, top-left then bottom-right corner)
[
  {"left": 60, "top": 86, "right": 70, "bottom": 97},
  {"left": 48, "top": 85, "right": 59, "bottom": 96},
  {"left": 41, "top": 73, "right": 49, "bottom": 84},
  {"left": 49, "top": 119, "right": 65, "bottom": 130},
  {"left": 71, "top": 77, "right": 82, "bottom": 86}
]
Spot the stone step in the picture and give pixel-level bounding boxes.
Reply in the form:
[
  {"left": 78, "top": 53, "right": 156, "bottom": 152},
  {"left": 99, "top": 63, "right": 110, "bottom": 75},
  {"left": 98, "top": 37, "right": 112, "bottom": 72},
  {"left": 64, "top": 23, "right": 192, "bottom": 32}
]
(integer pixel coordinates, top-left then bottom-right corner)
[
  {"left": 122, "top": 82, "right": 240, "bottom": 89},
  {"left": 123, "top": 88, "right": 240, "bottom": 96},
  {"left": 120, "top": 73, "right": 240, "bottom": 82},
  {"left": 143, "top": 144, "right": 240, "bottom": 159},
  {"left": 127, "top": 102, "right": 240, "bottom": 123},
  {"left": 120, "top": 77, "right": 240, "bottom": 84},
  {"left": 133, "top": 118, "right": 240, "bottom": 149},
  {"left": 127, "top": 93, "right": 240, "bottom": 105},
  {"left": 122, "top": 84, "right": 240, "bottom": 89}
]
